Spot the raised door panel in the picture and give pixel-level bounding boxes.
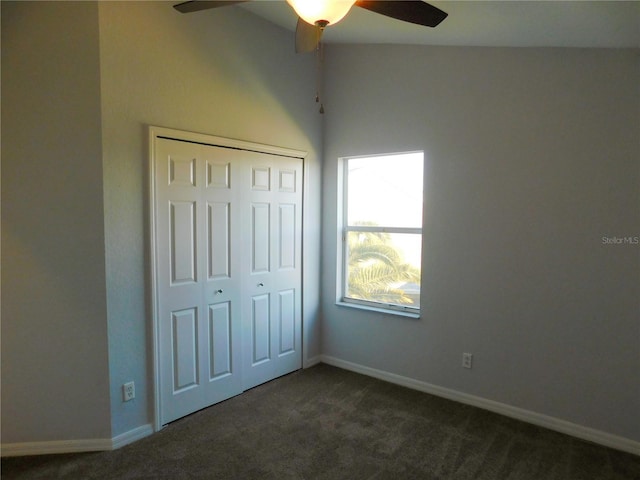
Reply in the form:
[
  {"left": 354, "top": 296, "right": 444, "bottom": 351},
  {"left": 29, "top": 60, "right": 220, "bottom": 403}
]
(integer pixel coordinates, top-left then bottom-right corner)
[
  {"left": 208, "top": 302, "right": 232, "bottom": 379},
  {"left": 207, "top": 202, "right": 230, "bottom": 280},
  {"left": 279, "top": 204, "right": 296, "bottom": 270},
  {"left": 278, "top": 289, "right": 295, "bottom": 356},
  {"left": 207, "top": 161, "right": 230, "bottom": 189},
  {"left": 251, "top": 294, "right": 271, "bottom": 365},
  {"left": 171, "top": 307, "right": 199, "bottom": 392},
  {"left": 252, "top": 166, "right": 270, "bottom": 191},
  {"left": 169, "top": 156, "right": 196, "bottom": 188},
  {"left": 170, "top": 201, "right": 197, "bottom": 285},
  {"left": 278, "top": 169, "right": 296, "bottom": 193},
  {"left": 251, "top": 203, "right": 270, "bottom": 274}
]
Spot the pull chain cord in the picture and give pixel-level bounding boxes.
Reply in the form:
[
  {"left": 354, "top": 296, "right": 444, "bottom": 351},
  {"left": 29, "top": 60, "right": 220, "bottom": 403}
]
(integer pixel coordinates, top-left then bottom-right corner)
[{"left": 315, "top": 24, "right": 325, "bottom": 114}]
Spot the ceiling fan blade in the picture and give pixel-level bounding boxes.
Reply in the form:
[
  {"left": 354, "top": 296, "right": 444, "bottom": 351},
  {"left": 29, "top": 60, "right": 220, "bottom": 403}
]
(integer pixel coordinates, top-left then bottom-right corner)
[
  {"left": 295, "top": 18, "right": 323, "bottom": 54},
  {"left": 355, "top": 0, "right": 447, "bottom": 27},
  {"left": 173, "top": 1, "right": 248, "bottom": 14}
]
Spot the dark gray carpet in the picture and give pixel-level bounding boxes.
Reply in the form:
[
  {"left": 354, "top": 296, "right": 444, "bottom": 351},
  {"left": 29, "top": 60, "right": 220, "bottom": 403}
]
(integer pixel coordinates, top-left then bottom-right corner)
[{"left": 2, "top": 364, "right": 639, "bottom": 479}]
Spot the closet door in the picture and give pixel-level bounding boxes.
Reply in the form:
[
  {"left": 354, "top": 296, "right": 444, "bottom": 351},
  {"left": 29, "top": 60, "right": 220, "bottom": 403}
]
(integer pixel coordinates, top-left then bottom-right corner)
[
  {"left": 155, "top": 139, "right": 244, "bottom": 425},
  {"left": 241, "top": 152, "right": 303, "bottom": 390},
  {"left": 152, "top": 132, "right": 303, "bottom": 426}
]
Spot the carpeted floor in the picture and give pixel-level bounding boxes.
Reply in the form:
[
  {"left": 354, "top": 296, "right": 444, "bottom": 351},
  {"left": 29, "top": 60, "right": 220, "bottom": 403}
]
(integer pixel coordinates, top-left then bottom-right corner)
[{"left": 2, "top": 364, "right": 639, "bottom": 479}]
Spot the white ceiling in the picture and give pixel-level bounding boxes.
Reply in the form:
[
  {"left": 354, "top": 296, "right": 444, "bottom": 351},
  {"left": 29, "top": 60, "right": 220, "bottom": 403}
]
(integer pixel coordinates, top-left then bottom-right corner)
[{"left": 239, "top": 1, "right": 640, "bottom": 48}]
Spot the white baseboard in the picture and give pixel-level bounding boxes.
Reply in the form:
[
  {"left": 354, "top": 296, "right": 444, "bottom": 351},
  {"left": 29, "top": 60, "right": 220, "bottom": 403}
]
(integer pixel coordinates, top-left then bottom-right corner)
[
  {"left": 1, "top": 424, "right": 154, "bottom": 457},
  {"left": 319, "top": 354, "right": 640, "bottom": 457},
  {"left": 4, "top": 362, "right": 637, "bottom": 457},
  {"left": 303, "top": 354, "right": 322, "bottom": 369},
  {"left": 111, "top": 424, "right": 154, "bottom": 450},
  {"left": 1, "top": 438, "right": 112, "bottom": 457}
]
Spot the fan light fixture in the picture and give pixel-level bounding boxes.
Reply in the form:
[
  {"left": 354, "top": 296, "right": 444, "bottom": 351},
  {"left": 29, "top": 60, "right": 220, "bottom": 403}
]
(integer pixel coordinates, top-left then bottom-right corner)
[
  {"left": 173, "top": 0, "right": 449, "bottom": 113},
  {"left": 286, "top": 0, "right": 356, "bottom": 26}
]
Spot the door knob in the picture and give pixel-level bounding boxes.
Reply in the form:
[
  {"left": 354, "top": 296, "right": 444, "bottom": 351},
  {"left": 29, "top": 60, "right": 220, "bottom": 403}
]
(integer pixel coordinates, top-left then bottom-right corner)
[
  {"left": 215, "top": 289, "right": 223, "bottom": 294},
  {"left": 257, "top": 283, "right": 264, "bottom": 287}
]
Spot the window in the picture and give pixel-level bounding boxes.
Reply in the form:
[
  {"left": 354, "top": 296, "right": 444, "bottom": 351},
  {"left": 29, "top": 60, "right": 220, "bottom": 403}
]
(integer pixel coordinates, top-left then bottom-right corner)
[{"left": 340, "top": 152, "right": 424, "bottom": 316}]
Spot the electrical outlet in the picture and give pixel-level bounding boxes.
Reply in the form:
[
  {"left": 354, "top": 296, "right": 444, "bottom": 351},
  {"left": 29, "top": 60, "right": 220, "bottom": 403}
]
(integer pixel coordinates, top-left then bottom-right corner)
[
  {"left": 123, "top": 381, "right": 135, "bottom": 402},
  {"left": 462, "top": 353, "right": 473, "bottom": 369}
]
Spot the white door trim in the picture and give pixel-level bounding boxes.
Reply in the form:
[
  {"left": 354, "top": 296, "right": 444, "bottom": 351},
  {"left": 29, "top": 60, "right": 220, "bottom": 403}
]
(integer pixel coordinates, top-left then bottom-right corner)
[{"left": 148, "top": 125, "right": 307, "bottom": 432}]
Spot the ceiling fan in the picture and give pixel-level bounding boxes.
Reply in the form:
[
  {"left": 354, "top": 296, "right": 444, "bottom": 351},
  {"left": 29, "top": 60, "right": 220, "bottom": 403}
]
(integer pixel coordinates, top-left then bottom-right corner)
[{"left": 173, "top": 1, "right": 448, "bottom": 53}]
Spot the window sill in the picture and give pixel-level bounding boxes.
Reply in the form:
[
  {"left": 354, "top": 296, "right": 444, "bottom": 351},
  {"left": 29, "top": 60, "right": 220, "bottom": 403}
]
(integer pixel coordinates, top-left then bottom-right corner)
[{"left": 336, "top": 301, "right": 420, "bottom": 319}]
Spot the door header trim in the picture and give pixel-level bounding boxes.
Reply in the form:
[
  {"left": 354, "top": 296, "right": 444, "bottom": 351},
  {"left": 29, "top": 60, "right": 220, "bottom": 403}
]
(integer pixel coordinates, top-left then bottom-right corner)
[{"left": 150, "top": 125, "right": 307, "bottom": 160}]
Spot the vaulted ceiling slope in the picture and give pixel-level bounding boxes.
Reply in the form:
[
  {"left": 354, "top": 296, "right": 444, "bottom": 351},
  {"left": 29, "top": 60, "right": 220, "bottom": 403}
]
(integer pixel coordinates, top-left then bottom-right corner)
[{"left": 239, "top": 1, "right": 640, "bottom": 49}]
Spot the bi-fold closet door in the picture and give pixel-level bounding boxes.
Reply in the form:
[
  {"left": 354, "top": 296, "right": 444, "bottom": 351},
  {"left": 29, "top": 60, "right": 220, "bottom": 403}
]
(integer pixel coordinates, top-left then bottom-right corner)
[{"left": 152, "top": 131, "right": 303, "bottom": 426}]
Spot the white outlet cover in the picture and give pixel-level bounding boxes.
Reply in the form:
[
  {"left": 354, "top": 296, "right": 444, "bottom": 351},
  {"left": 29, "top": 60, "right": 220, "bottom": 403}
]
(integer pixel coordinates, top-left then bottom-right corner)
[
  {"left": 123, "top": 382, "right": 135, "bottom": 401},
  {"left": 462, "top": 353, "right": 473, "bottom": 369}
]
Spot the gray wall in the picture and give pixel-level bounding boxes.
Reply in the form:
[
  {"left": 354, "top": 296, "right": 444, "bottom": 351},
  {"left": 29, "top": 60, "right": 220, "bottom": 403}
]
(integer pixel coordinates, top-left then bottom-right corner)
[
  {"left": 3, "top": 0, "right": 637, "bottom": 449},
  {"left": 1, "top": 2, "right": 111, "bottom": 441},
  {"left": 1, "top": 0, "right": 322, "bottom": 444},
  {"left": 321, "top": 44, "right": 639, "bottom": 442}
]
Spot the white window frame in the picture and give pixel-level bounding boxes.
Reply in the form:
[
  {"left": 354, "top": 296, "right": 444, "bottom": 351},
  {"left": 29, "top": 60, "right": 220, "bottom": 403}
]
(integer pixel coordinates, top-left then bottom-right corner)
[{"left": 338, "top": 152, "right": 423, "bottom": 318}]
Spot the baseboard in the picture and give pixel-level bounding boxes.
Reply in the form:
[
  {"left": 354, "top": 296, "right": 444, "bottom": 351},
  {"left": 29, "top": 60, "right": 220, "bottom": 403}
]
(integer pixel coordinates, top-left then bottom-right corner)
[
  {"left": 319, "top": 355, "right": 640, "bottom": 457},
  {"left": 1, "top": 438, "right": 113, "bottom": 457},
  {"left": 1, "top": 424, "right": 154, "bottom": 457},
  {"left": 111, "top": 424, "right": 154, "bottom": 450},
  {"left": 303, "top": 354, "right": 322, "bottom": 369}
]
